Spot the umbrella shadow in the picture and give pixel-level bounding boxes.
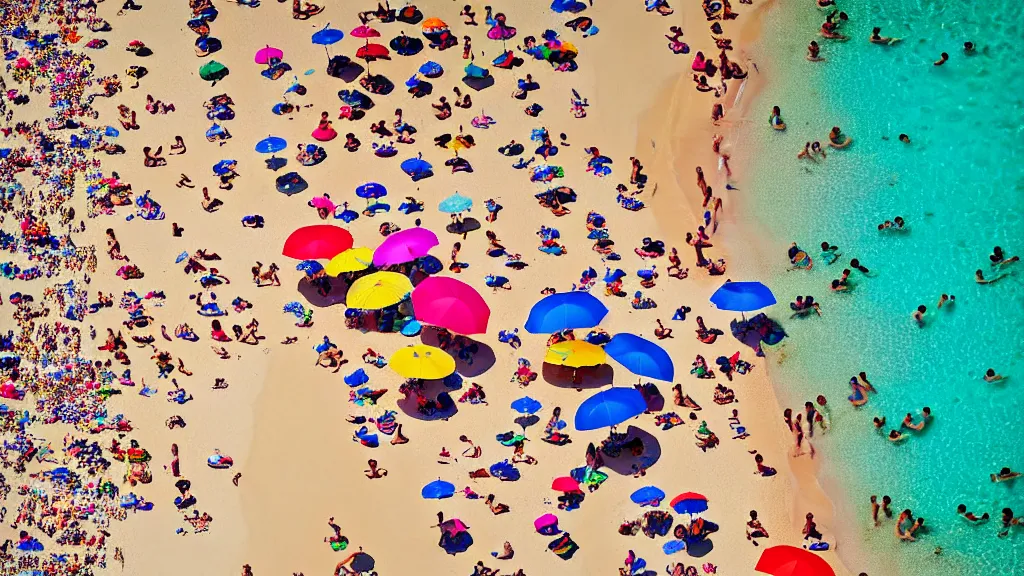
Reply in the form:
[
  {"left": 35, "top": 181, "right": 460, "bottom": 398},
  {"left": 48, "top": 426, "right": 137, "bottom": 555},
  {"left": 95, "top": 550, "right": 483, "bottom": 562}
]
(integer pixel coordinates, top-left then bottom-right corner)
[
  {"left": 513, "top": 414, "right": 540, "bottom": 431},
  {"left": 445, "top": 217, "right": 481, "bottom": 236},
  {"left": 410, "top": 80, "right": 433, "bottom": 98},
  {"left": 686, "top": 538, "right": 714, "bottom": 558},
  {"left": 295, "top": 277, "right": 348, "bottom": 308},
  {"left": 361, "top": 74, "right": 395, "bottom": 95},
  {"left": 462, "top": 75, "right": 495, "bottom": 91},
  {"left": 600, "top": 425, "right": 662, "bottom": 476},
  {"left": 334, "top": 62, "right": 366, "bottom": 83},
  {"left": 396, "top": 380, "right": 459, "bottom": 421},
  {"left": 419, "top": 328, "right": 496, "bottom": 377},
  {"left": 542, "top": 363, "right": 614, "bottom": 390},
  {"left": 265, "top": 157, "right": 288, "bottom": 171}
]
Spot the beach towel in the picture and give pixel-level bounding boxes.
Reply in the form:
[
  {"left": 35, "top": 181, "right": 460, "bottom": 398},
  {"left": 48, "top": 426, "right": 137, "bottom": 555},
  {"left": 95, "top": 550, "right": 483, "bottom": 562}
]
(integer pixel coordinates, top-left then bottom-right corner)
[{"left": 547, "top": 533, "right": 579, "bottom": 560}]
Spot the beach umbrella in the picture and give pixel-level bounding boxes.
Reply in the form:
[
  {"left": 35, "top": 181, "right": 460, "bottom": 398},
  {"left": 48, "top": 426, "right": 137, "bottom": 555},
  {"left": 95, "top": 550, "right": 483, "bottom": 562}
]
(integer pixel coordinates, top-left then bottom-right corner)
[
  {"left": 390, "top": 33, "right": 424, "bottom": 56},
  {"left": 630, "top": 486, "right": 665, "bottom": 507},
  {"left": 573, "top": 387, "right": 646, "bottom": 431},
  {"left": 401, "top": 155, "right": 434, "bottom": 181},
  {"left": 411, "top": 276, "right": 490, "bottom": 335},
  {"left": 311, "top": 24, "right": 344, "bottom": 59},
  {"left": 438, "top": 192, "right": 473, "bottom": 214},
  {"left": 710, "top": 280, "right": 776, "bottom": 313},
  {"left": 199, "top": 60, "right": 228, "bottom": 82},
  {"left": 421, "top": 479, "right": 456, "bottom": 499},
  {"left": 669, "top": 492, "right": 708, "bottom": 515},
  {"left": 355, "top": 182, "right": 388, "bottom": 200},
  {"left": 525, "top": 291, "right": 608, "bottom": 333},
  {"left": 355, "top": 43, "right": 390, "bottom": 60},
  {"left": 282, "top": 225, "right": 354, "bottom": 260},
  {"left": 325, "top": 247, "right": 373, "bottom": 276},
  {"left": 346, "top": 271, "right": 412, "bottom": 309},
  {"left": 351, "top": 25, "right": 381, "bottom": 42},
  {"left": 344, "top": 368, "right": 369, "bottom": 387},
  {"left": 550, "top": 476, "right": 580, "bottom": 492},
  {"left": 440, "top": 517, "right": 469, "bottom": 536},
  {"left": 421, "top": 17, "right": 448, "bottom": 32},
  {"left": 418, "top": 60, "right": 444, "bottom": 77},
  {"left": 295, "top": 260, "right": 324, "bottom": 276},
  {"left": 372, "top": 227, "right": 439, "bottom": 266},
  {"left": 254, "top": 135, "right": 287, "bottom": 154},
  {"left": 350, "top": 552, "right": 376, "bottom": 573},
  {"left": 212, "top": 159, "right": 237, "bottom": 175},
  {"left": 390, "top": 344, "right": 456, "bottom": 380},
  {"left": 510, "top": 396, "right": 542, "bottom": 415},
  {"left": 544, "top": 340, "right": 606, "bottom": 368},
  {"left": 604, "top": 333, "right": 674, "bottom": 381},
  {"left": 254, "top": 45, "right": 283, "bottom": 65},
  {"left": 755, "top": 545, "right": 836, "bottom": 576}
]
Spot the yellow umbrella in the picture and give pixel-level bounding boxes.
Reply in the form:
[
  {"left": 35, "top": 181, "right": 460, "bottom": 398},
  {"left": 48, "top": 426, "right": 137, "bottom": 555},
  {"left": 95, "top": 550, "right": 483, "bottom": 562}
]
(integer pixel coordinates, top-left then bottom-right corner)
[
  {"left": 544, "top": 340, "right": 607, "bottom": 368},
  {"left": 389, "top": 344, "right": 456, "bottom": 380},
  {"left": 346, "top": 271, "right": 412, "bottom": 309},
  {"left": 326, "top": 247, "right": 373, "bottom": 276}
]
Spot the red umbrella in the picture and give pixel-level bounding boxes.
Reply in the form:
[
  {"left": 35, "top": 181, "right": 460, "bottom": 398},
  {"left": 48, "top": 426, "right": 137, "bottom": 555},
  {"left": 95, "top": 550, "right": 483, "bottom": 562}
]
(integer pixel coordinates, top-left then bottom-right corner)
[
  {"left": 412, "top": 276, "right": 490, "bottom": 335},
  {"left": 550, "top": 477, "right": 581, "bottom": 493},
  {"left": 282, "top": 225, "right": 354, "bottom": 260},
  {"left": 755, "top": 545, "right": 836, "bottom": 576},
  {"left": 355, "top": 43, "right": 390, "bottom": 60}
]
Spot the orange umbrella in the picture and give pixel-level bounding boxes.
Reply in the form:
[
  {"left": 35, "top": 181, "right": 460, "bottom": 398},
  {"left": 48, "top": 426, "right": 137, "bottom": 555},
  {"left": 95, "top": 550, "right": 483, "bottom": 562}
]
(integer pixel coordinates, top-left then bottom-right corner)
[{"left": 421, "top": 17, "right": 448, "bottom": 31}]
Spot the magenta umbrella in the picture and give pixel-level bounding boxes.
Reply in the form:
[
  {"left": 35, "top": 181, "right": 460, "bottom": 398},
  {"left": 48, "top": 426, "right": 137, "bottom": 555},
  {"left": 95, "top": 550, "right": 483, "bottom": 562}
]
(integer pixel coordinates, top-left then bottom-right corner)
[
  {"left": 412, "top": 276, "right": 490, "bottom": 335},
  {"left": 351, "top": 25, "right": 381, "bottom": 45},
  {"left": 373, "top": 227, "right": 439, "bottom": 266},
  {"left": 254, "top": 45, "right": 283, "bottom": 65}
]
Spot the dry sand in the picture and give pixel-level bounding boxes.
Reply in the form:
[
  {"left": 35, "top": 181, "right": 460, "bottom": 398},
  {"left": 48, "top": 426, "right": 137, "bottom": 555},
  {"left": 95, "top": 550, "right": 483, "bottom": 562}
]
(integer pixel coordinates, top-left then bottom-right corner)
[{"left": 47, "top": 0, "right": 856, "bottom": 574}]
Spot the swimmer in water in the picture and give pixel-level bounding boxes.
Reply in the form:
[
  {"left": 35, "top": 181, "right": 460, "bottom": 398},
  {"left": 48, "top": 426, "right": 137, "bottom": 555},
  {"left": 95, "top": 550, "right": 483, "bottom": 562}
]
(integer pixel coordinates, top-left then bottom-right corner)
[
  {"left": 828, "top": 126, "right": 853, "bottom": 149},
  {"left": 957, "top": 504, "right": 989, "bottom": 524},
  {"left": 992, "top": 467, "right": 1022, "bottom": 483},
  {"left": 963, "top": 41, "right": 975, "bottom": 54},
  {"left": 807, "top": 40, "right": 824, "bottom": 62},
  {"left": 899, "top": 133, "right": 911, "bottom": 144},
  {"left": 934, "top": 52, "right": 949, "bottom": 66},
  {"left": 975, "top": 269, "right": 1008, "bottom": 284},
  {"left": 912, "top": 305, "right": 926, "bottom": 327},
  {"left": 983, "top": 368, "right": 1005, "bottom": 383},
  {"left": 869, "top": 27, "right": 901, "bottom": 45},
  {"left": 937, "top": 293, "right": 954, "bottom": 308}
]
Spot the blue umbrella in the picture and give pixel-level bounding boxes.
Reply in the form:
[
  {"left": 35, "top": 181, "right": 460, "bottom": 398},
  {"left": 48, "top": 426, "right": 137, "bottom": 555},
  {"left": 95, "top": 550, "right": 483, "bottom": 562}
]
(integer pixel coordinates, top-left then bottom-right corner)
[
  {"left": 709, "top": 281, "right": 776, "bottom": 313},
  {"left": 510, "top": 396, "right": 542, "bottom": 415},
  {"left": 421, "top": 479, "right": 456, "bottom": 499},
  {"left": 604, "top": 333, "right": 675, "bottom": 381},
  {"left": 525, "top": 291, "right": 608, "bottom": 334},
  {"left": 355, "top": 182, "right": 388, "bottom": 199},
  {"left": 345, "top": 368, "right": 369, "bottom": 387},
  {"left": 630, "top": 486, "right": 666, "bottom": 507},
  {"left": 401, "top": 155, "right": 433, "bottom": 181},
  {"left": 418, "top": 60, "right": 443, "bottom": 78},
  {"left": 295, "top": 260, "right": 324, "bottom": 276},
  {"left": 255, "top": 136, "right": 287, "bottom": 154},
  {"left": 312, "top": 24, "right": 344, "bottom": 46},
  {"left": 573, "top": 387, "right": 646, "bottom": 431},
  {"left": 212, "top": 159, "right": 237, "bottom": 175},
  {"left": 438, "top": 192, "right": 473, "bottom": 214},
  {"left": 104, "top": 126, "right": 120, "bottom": 138}
]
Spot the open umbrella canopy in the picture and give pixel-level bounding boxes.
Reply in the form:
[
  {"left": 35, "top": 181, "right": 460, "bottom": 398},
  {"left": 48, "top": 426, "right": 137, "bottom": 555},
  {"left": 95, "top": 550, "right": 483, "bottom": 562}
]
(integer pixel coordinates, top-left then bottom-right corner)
[
  {"left": 755, "top": 545, "right": 836, "bottom": 576},
  {"left": 401, "top": 155, "right": 433, "bottom": 180},
  {"left": 421, "top": 17, "right": 448, "bottom": 31},
  {"left": 312, "top": 25, "right": 344, "bottom": 46},
  {"left": 525, "top": 291, "right": 608, "bottom": 333},
  {"left": 418, "top": 60, "right": 444, "bottom": 77},
  {"left": 198, "top": 60, "right": 228, "bottom": 81},
  {"left": 630, "top": 486, "right": 666, "bottom": 507},
  {"left": 544, "top": 340, "right": 606, "bottom": 368},
  {"left": 282, "top": 225, "right": 354, "bottom": 260},
  {"left": 212, "top": 159, "right": 237, "bottom": 175},
  {"left": 350, "top": 552, "right": 375, "bottom": 573},
  {"left": 325, "top": 247, "right": 373, "bottom": 276},
  {"left": 390, "top": 344, "right": 456, "bottom": 380},
  {"left": 421, "top": 479, "right": 456, "bottom": 499},
  {"left": 510, "top": 396, "right": 542, "bottom": 415},
  {"left": 254, "top": 45, "right": 283, "bottom": 64},
  {"left": 350, "top": 25, "right": 381, "bottom": 39},
  {"left": 669, "top": 492, "right": 708, "bottom": 515},
  {"left": 411, "top": 276, "right": 490, "bottom": 335},
  {"left": 355, "top": 182, "right": 388, "bottom": 199},
  {"left": 550, "top": 476, "right": 580, "bottom": 492},
  {"left": 346, "top": 271, "right": 412, "bottom": 309},
  {"left": 356, "top": 43, "right": 390, "bottom": 60},
  {"left": 710, "top": 281, "right": 777, "bottom": 312},
  {"left": 604, "top": 333, "right": 674, "bottom": 381},
  {"left": 254, "top": 136, "right": 287, "bottom": 154},
  {"left": 373, "top": 227, "right": 439, "bottom": 266},
  {"left": 438, "top": 192, "right": 473, "bottom": 214},
  {"left": 573, "top": 387, "right": 646, "bottom": 431}
]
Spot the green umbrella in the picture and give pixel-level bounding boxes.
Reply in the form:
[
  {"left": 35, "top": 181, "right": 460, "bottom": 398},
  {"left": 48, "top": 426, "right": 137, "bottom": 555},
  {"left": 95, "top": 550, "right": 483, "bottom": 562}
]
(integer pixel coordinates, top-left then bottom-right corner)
[{"left": 199, "top": 60, "right": 228, "bottom": 82}]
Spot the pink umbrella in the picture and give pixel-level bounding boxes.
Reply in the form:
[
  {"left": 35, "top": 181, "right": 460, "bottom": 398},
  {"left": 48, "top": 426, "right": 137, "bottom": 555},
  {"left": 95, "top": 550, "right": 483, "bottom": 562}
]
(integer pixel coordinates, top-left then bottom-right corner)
[
  {"left": 440, "top": 518, "right": 468, "bottom": 536},
  {"left": 534, "top": 513, "right": 558, "bottom": 533},
  {"left": 412, "top": 277, "right": 490, "bottom": 335},
  {"left": 351, "top": 25, "right": 381, "bottom": 40},
  {"left": 550, "top": 476, "right": 581, "bottom": 492},
  {"left": 372, "top": 227, "right": 439, "bottom": 266},
  {"left": 254, "top": 45, "right": 283, "bottom": 65},
  {"left": 309, "top": 195, "right": 336, "bottom": 212}
]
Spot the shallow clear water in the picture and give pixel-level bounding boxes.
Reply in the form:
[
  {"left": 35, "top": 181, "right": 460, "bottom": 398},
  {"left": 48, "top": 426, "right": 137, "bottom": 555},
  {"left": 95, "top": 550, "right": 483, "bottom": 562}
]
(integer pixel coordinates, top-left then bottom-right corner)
[{"left": 736, "top": 0, "right": 1024, "bottom": 573}]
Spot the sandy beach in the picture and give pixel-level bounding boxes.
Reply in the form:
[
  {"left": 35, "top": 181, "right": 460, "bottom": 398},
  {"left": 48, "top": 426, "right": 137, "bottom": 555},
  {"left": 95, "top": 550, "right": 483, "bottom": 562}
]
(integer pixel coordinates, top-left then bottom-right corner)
[{"left": 0, "top": 1, "right": 866, "bottom": 576}]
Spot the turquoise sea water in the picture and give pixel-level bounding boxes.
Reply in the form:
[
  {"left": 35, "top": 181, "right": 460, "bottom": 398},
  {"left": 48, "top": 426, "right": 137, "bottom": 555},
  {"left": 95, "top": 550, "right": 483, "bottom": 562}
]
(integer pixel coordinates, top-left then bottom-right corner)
[{"left": 735, "top": 1, "right": 1024, "bottom": 574}]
